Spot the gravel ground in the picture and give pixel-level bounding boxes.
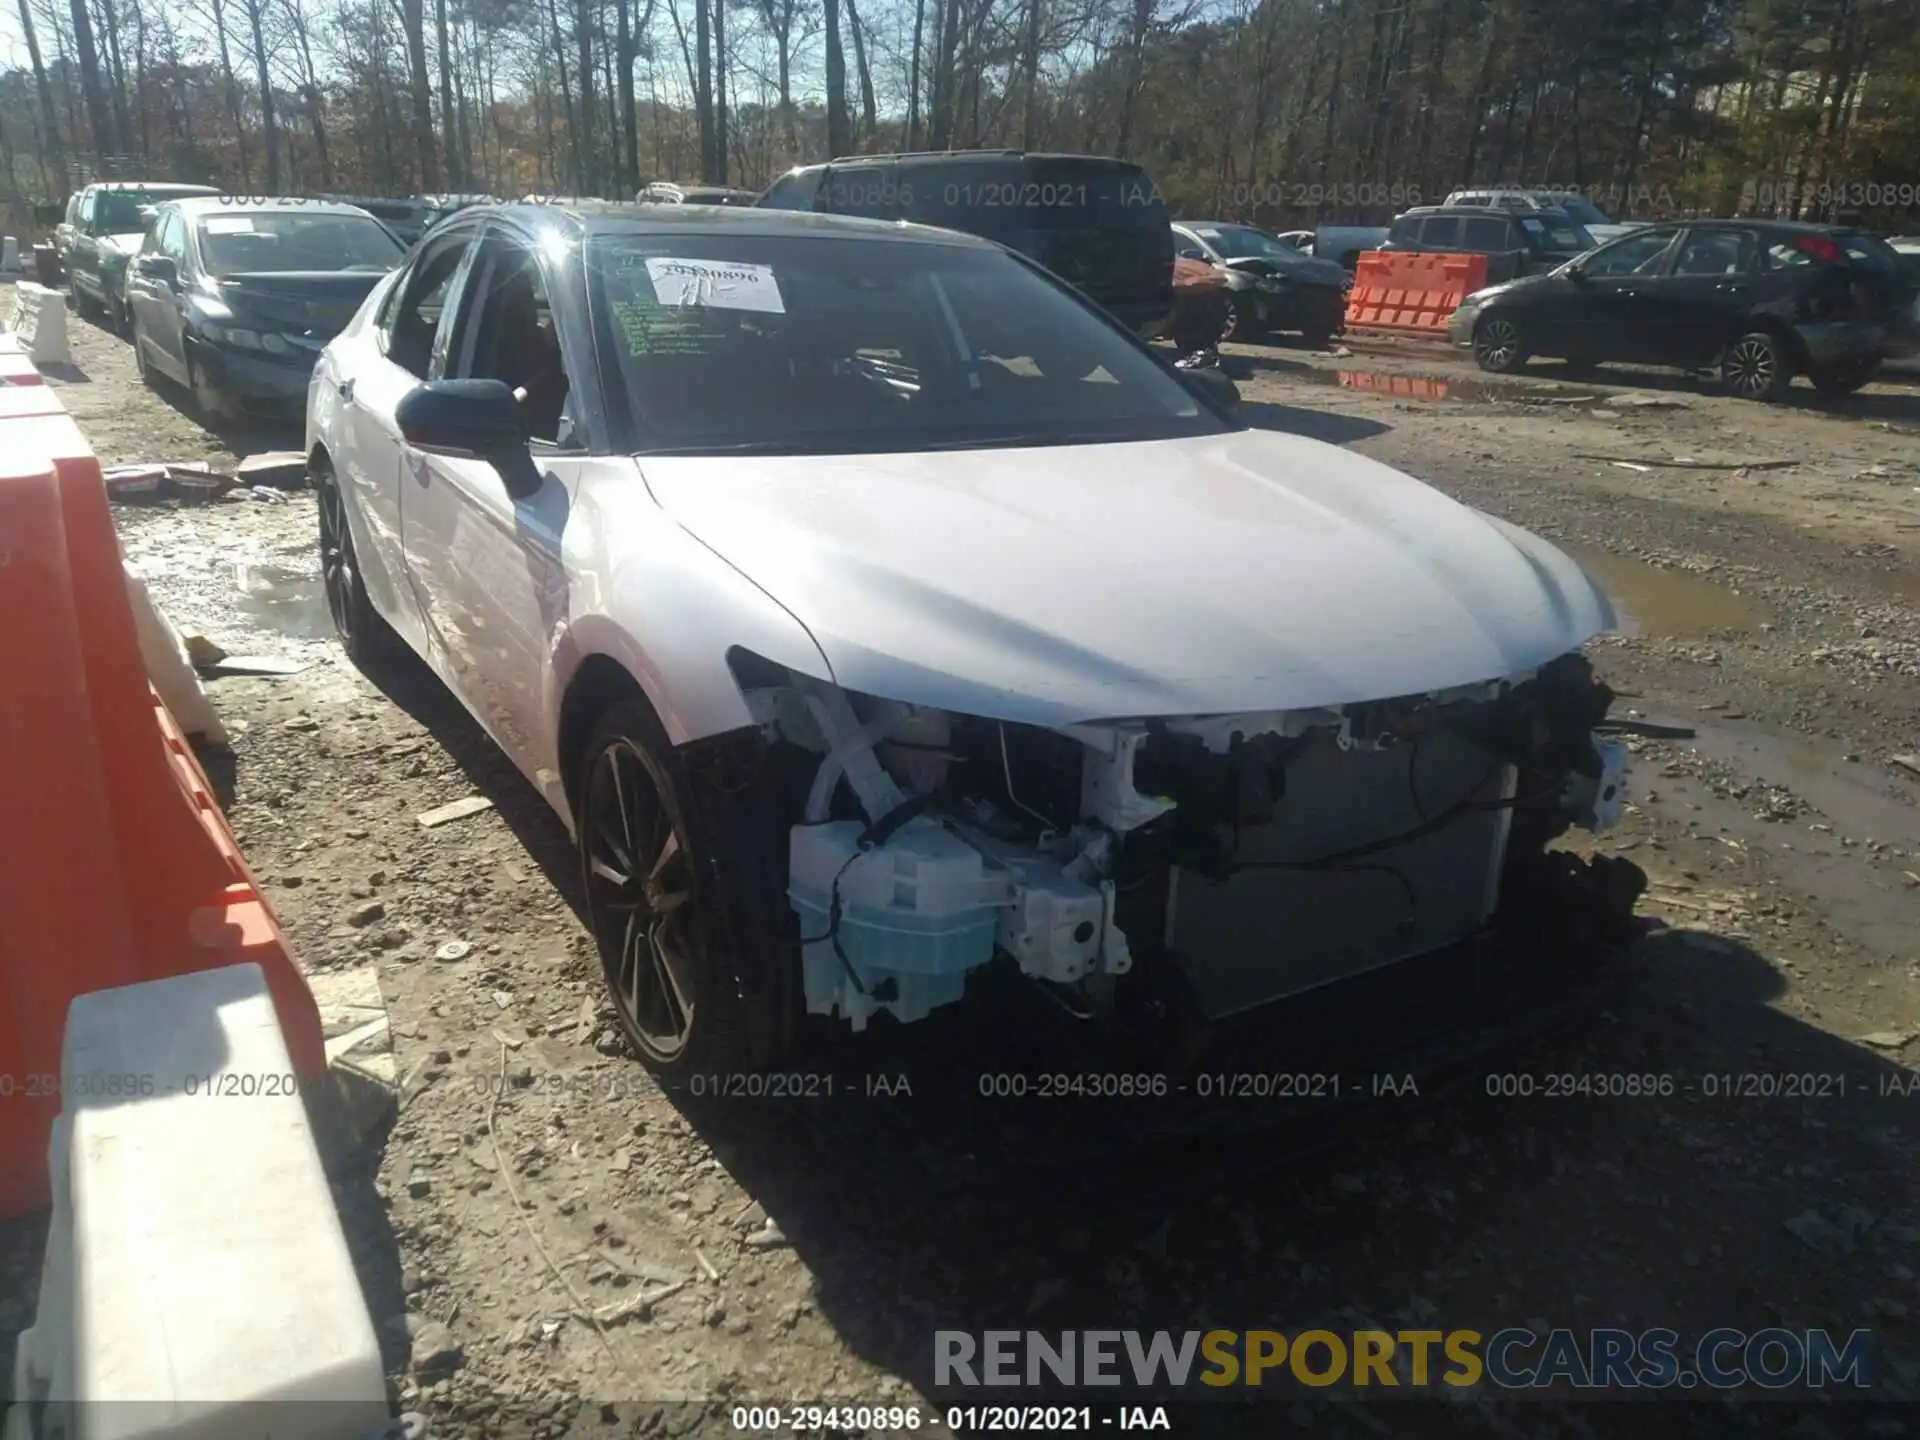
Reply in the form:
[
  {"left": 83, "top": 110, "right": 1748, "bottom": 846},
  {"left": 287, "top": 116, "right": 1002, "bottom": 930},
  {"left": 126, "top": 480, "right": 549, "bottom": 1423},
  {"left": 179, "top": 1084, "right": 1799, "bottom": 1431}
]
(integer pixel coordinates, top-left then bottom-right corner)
[{"left": 4, "top": 303, "right": 1919, "bottom": 1440}]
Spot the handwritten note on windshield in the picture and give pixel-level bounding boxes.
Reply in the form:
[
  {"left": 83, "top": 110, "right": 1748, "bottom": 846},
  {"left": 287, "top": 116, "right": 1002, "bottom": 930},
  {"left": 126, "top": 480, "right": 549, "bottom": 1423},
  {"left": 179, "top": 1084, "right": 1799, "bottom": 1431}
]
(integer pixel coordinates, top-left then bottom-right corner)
[{"left": 644, "top": 258, "right": 786, "bottom": 314}]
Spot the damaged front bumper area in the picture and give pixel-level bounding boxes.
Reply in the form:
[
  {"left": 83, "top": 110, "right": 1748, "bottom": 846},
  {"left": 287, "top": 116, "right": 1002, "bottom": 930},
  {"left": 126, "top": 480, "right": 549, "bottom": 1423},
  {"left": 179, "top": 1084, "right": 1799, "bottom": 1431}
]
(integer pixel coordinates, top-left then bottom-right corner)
[{"left": 732, "top": 651, "right": 1640, "bottom": 1045}]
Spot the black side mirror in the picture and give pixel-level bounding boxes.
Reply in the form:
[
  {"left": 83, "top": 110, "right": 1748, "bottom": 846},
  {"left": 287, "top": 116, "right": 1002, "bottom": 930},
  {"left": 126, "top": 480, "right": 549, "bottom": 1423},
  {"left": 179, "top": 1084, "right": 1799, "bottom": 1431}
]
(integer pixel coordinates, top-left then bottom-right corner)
[
  {"left": 1178, "top": 365, "right": 1241, "bottom": 414},
  {"left": 1565, "top": 260, "right": 1588, "bottom": 281},
  {"left": 395, "top": 379, "right": 541, "bottom": 499},
  {"left": 137, "top": 254, "right": 176, "bottom": 284}
]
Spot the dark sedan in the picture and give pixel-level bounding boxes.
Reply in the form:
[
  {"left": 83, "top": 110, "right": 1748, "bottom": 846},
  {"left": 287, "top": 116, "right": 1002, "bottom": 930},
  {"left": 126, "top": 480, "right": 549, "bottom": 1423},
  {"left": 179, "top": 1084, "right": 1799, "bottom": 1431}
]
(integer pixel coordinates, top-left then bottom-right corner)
[
  {"left": 1446, "top": 220, "right": 1920, "bottom": 399},
  {"left": 1173, "top": 221, "right": 1350, "bottom": 344},
  {"left": 126, "top": 199, "right": 408, "bottom": 420}
]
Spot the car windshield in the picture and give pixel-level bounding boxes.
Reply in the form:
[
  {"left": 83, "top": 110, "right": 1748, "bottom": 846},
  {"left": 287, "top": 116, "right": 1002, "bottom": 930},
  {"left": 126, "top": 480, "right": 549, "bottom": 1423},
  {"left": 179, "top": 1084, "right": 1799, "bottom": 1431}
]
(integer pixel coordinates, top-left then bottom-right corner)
[
  {"left": 1192, "top": 225, "right": 1311, "bottom": 267},
  {"left": 1539, "top": 193, "right": 1614, "bottom": 227},
  {"left": 1833, "top": 232, "right": 1907, "bottom": 272},
  {"left": 1517, "top": 213, "right": 1595, "bottom": 252},
  {"left": 197, "top": 212, "right": 406, "bottom": 275},
  {"left": 96, "top": 190, "right": 200, "bottom": 233},
  {"left": 589, "top": 233, "right": 1226, "bottom": 456}
]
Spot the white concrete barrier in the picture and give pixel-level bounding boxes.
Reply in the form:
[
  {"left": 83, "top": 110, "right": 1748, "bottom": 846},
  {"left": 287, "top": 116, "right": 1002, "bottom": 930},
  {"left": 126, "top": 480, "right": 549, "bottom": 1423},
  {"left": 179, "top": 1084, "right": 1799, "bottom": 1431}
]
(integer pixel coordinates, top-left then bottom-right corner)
[
  {"left": 124, "top": 563, "right": 229, "bottom": 744},
  {"left": 5, "top": 281, "right": 71, "bottom": 368},
  {"left": 4, "top": 964, "right": 395, "bottom": 1440}
]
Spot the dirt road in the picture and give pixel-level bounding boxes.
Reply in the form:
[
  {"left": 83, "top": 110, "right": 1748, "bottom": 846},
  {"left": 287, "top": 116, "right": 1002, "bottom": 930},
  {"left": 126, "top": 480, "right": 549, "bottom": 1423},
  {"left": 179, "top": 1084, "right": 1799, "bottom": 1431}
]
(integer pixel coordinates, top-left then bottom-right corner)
[{"left": 5, "top": 309, "right": 1919, "bottom": 1439}]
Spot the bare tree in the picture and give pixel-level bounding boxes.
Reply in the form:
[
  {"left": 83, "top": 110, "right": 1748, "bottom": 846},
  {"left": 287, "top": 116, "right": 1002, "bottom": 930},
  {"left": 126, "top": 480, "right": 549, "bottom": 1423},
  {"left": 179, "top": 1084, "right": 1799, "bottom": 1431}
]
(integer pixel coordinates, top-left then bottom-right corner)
[
  {"left": 67, "top": 0, "right": 116, "bottom": 156},
  {"left": 399, "top": 0, "right": 441, "bottom": 188},
  {"left": 17, "top": 0, "right": 68, "bottom": 189},
  {"left": 822, "top": 0, "right": 848, "bottom": 156},
  {"left": 239, "top": 0, "right": 279, "bottom": 187}
]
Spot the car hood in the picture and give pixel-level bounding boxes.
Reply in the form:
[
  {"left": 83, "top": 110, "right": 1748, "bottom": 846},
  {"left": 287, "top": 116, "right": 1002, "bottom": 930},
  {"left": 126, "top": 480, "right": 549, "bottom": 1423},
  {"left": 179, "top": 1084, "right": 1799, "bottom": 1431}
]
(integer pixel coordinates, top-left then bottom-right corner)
[
  {"left": 1226, "top": 255, "right": 1350, "bottom": 288},
  {"left": 216, "top": 271, "right": 393, "bottom": 336},
  {"left": 1466, "top": 272, "right": 1556, "bottom": 303},
  {"left": 636, "top": 430, "right": 1616, "bottom": 725}
]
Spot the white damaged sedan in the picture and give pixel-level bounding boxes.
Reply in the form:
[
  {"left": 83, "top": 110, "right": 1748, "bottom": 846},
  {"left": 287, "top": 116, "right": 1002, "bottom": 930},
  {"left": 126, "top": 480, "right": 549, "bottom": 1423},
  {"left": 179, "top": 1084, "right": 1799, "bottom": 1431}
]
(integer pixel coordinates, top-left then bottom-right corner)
[{"left": 306, "top": 202, "right": 1634, "bottom": 1078}]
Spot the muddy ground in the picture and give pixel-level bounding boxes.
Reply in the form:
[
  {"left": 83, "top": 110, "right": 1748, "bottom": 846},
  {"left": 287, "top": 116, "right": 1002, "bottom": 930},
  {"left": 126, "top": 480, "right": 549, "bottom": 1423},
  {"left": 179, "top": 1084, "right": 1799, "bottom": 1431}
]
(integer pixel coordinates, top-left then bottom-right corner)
[{"left": 4, "top": 302, "right": 1920, "bottom": 1440}]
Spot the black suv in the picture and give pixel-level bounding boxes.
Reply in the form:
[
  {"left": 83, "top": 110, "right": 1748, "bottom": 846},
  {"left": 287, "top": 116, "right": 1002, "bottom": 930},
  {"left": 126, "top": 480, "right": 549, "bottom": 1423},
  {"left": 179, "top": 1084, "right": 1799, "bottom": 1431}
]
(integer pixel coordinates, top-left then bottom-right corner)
[
  {"left": 1381, "top": 205, "right": 1595, "bottom": 283},
  {"left": 1447, "top": 221, "right": 1920, "bottom": 399},
  {"left": 757, "top": 150, "right": 1174, "bottom": 339},
  {"left": 58, "top": 181, "right": 221, "bottom": 330}
]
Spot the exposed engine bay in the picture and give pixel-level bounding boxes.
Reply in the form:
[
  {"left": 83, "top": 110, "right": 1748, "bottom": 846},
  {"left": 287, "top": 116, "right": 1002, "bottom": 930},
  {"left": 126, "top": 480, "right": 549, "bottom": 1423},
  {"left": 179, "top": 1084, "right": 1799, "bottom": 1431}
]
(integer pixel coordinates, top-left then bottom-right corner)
[{"left": 737, "top": 653, "right": 1630, "bottom": 1036}]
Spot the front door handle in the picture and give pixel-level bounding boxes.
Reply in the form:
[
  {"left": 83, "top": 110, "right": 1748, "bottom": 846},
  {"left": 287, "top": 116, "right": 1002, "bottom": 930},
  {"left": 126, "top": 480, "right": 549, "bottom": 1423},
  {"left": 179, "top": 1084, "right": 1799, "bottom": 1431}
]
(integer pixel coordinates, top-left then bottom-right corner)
[
  {"left": 337, "top": 377, "right": 356, "bottom": 402},
  {"left": 406, "top": 451, "right": 432, "bottom": 485},
  {"left": 1716, "top": 283, "right": 1748, "bottom": 295}
]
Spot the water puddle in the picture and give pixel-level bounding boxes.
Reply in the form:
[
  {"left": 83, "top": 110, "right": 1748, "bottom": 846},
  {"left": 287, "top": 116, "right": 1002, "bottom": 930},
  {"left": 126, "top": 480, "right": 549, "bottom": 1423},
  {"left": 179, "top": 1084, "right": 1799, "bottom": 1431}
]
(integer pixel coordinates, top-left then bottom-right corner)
[
  {"left": 1335, "top": 370, "right": 1460, "bottom": 402},
  {"left": 231, "top": 562, "right": 333, "bottom": 640},
  {"left": 1566, "top": 549, "right": 1764, "bottom": 636}
]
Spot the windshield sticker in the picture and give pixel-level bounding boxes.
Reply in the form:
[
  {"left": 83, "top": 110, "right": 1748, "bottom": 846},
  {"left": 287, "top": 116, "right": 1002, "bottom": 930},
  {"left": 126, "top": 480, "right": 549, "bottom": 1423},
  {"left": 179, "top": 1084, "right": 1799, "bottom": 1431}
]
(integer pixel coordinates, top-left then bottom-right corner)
[
  {"left": 204, "top": 216, "right": 255, "bottom": 233},
  {"left": 644, "top": 257, "right": 785, "bottom": 314},
  {"left": 1195, "top": 229, "right": 1221, "bottom": 239}
]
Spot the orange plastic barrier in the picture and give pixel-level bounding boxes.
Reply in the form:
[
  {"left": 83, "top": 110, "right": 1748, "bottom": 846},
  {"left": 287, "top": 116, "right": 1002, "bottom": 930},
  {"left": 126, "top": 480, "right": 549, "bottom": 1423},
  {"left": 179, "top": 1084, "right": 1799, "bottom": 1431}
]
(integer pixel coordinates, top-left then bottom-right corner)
[
  {"left": 0, "top": 376, "right": 324, "bottom": 1219},
  {"left": 1343, "top": 250, "right": 1490, "bottom": 335}
]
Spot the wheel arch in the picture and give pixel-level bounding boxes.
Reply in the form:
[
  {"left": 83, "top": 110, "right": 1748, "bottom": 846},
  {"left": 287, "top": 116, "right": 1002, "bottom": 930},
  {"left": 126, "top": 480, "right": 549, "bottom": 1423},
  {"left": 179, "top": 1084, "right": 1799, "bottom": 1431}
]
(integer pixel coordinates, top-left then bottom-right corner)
[{"left": 1732, "top": 313, "right": 1808, "bottom": 372}]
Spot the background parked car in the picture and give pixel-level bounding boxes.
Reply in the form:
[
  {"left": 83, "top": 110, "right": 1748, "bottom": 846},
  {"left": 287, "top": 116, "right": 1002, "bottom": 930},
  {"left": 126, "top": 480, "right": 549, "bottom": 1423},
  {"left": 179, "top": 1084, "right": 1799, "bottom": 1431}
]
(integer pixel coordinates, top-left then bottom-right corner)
[
  {"left": 637, "top": 182, "right": 758, "bottom": 205},
  {"left": 1173, "top": 220, "right": 1348, "bottom": 343},
  {"left": 1444, "top": 187, "right": 1640, "bottom": 244},
  {"left": 1446, "top": 220, "right": 1919, "bottom": 398},
  {"left": 126, "top": 197, "right": 408, "bottom": 420},
  {"left": 320, "top": 196, "right": 434, "bottom": 245},
  {"left": 1382, "top": 204, "right": 1596, "bottom": 283},
  {"left": 59, "top": 182, "right": 221, "bottom": 331},
  {"left": 1312, "top": 223, "right": 1391, "bottom": 270},
  {"left": 758, "top": 150, "right": 1175, "bottom": 341},
  {"left": 1873, "top": 235, "right": 1920, "bottom": 375}
]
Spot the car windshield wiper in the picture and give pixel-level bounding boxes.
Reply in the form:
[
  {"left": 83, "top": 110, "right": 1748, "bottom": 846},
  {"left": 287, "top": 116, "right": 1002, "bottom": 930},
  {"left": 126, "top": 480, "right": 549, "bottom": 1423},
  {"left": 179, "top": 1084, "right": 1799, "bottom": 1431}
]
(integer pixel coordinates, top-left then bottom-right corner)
[{"left": 632, "top": 438, "right": 849, "bottom": 457}]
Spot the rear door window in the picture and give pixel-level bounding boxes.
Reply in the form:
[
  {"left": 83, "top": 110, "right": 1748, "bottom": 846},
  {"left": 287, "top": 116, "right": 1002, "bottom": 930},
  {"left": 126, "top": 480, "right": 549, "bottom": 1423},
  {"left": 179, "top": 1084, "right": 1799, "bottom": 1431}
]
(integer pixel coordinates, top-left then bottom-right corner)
[
  {"left": 1387, "top": 216, "right": 1421, "bottom": 245},
  {"left": 1672, "top": 231, "right": 1751, "bottom": 276},
  {"left": 1420, "top": 216, "right": 1463, "bottom": 248},
  {"left": 820, "top": 162, "right": 900, "bottom": 220},
  {"left": 1460, "top": 217, "right": 1510, "bottom": 251},
  {"left": 759, "top": 169, "right": 825, "bottom": 212}
]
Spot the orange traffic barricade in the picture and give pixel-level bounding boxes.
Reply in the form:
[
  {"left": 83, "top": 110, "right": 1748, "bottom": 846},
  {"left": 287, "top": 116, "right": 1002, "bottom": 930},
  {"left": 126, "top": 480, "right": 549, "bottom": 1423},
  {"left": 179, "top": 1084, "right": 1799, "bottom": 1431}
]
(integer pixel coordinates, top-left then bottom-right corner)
[
  {"left": 1343, "top": 251, "right": 1489, "bottom": 335},
  {"left": 0, "top": 379, "right": 324, "bottom": 1219}
]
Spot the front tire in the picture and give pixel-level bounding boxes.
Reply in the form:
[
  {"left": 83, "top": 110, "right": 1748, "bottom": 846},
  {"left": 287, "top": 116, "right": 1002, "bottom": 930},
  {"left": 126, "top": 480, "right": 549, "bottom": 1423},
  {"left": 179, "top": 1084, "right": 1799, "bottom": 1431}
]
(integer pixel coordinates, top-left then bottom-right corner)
[
  {"left": 577, "top": 702, "right": 795, "bottom": 1078},
  {"left": 1722, "top": 330, "right": 1792, "bottom": 402},
  {"left": 1473, "top": 314, "right": 1528, "bottom": 373},
  {"left": 185, "top": 347, "right": 230, "bottom": 422},
  {"left": 314, "top": 454, "right": 403, "bottom": 671},
  {"left": 131, "top": 317, "right": 157, "bottom": 389}
]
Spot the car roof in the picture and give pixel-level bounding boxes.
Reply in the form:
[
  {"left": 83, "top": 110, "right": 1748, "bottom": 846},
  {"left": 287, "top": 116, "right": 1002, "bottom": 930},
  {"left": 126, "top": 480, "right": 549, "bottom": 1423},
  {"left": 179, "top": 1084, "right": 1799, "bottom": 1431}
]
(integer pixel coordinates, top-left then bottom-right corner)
[
  {"left": 163, "top": 197, "right": 386, "bottom": 221},
  {"left": 785, "top": 150, "right": 1148, "bottom": 174},
  {"left": 84, "top": 181, "right": 219, "bottom": 193},
  {"left": 447, "top": 200, "right": 1000, "bottom": 248},
  {"left": 1177, "top": 220, "right": 1257, "bottom": 231}
]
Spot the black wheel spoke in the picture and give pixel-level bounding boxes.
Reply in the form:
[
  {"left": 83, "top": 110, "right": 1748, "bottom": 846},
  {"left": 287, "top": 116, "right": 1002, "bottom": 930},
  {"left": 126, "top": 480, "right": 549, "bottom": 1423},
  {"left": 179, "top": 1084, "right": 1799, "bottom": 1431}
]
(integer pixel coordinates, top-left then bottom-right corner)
[
  {"left": 649, "top": 921, "right": 694, "bottom": 1034},
  {"left": 586, "top": 735, "right": 700, "bottom": 1061}
]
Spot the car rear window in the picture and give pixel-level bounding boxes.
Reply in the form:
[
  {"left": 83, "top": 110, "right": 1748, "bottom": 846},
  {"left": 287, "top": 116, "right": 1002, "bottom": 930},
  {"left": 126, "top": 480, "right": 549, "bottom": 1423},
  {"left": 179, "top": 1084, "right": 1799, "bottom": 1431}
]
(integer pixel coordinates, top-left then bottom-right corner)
[{"left": 899, "top": 160, "right": 1165, "bottom": 234}]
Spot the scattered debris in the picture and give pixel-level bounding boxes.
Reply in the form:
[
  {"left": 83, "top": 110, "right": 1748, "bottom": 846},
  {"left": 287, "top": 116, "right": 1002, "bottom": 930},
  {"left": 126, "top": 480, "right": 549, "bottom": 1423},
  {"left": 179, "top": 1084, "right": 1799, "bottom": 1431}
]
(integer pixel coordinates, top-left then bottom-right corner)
[
  {"left": 183, "top": 634, "right": 228, "bottom": 667},
  {"left": 1579, "top": 453, "right": 1796, "bottom": 471},
  {"left": 694, "top": 1248, "right": 721, "bottom": 1282},
  {"left": 742, "top": 1219, "right": 790, "bottom": 1251},
  {"left": 1616, "top": 394, "right": 1691, "bottom": 410},
  {"left": 102, "top": 461, "right": 234, "bottom": 502},
  {"left": 418, "top": 795, "right": 495, "bottom": 828},
  {"left": 1891, "top": 755, "right": 1920, "bottom": 780},
  {"left": 235, "top": 451, "right": 309, "bottom": 488},
  {"left": 1858, "top": 1032, "right": 1915, "bottom": 1052},
  {"left": 1610, "top": 461, "right": 1652, "bottom": 473},
  {"left": 203, "top": 654, "right": 311, "bottom": 677},
  {"left": 434, "top": 939, "right": 472, "bottom": 962}
]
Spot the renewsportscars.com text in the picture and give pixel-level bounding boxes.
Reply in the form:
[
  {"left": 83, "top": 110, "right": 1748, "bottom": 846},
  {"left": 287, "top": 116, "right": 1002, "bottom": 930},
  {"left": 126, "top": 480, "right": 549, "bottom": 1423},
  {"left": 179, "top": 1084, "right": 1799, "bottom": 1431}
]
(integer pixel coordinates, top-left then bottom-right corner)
[{"left": 934, "top": 1328, "right": 1873, "bottom": 1392}]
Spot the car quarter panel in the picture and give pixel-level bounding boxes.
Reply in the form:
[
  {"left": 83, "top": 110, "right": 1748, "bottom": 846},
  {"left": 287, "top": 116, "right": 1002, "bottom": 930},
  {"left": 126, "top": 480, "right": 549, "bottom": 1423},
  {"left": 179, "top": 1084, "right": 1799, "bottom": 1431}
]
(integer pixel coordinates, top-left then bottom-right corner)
[{"left": 548, "top": 465, "right": 839, "bottom": 814}]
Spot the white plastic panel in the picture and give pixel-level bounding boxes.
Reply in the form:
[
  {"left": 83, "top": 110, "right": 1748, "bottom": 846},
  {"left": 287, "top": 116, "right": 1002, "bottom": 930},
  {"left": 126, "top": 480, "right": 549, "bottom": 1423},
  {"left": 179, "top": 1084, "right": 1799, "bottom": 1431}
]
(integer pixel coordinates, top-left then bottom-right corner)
[{"left": 6, "top": 964, "right": 391, "bottom": 1440}]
